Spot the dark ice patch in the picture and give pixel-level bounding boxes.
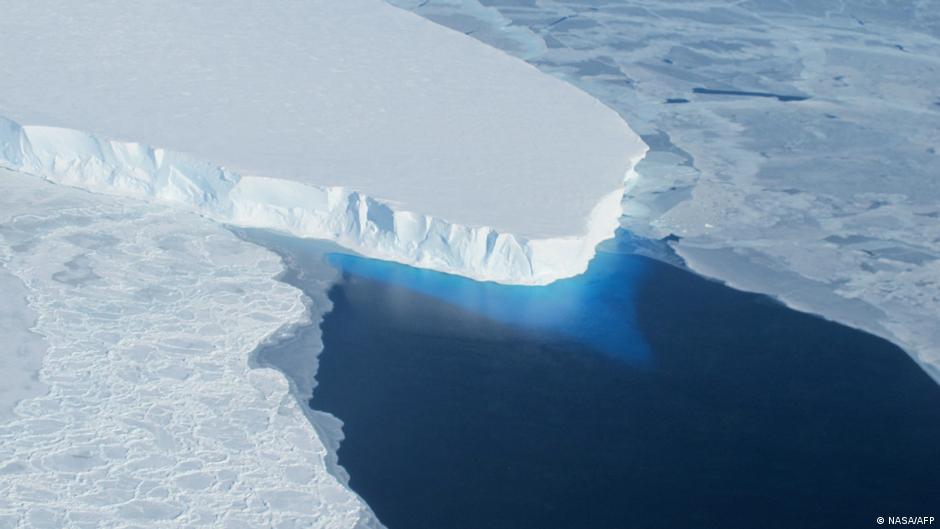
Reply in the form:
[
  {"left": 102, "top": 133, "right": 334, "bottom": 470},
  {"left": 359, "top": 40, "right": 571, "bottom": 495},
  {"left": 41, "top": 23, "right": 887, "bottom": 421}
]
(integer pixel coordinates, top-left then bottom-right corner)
[
  {"left": 51, "top": 255, "right": 101, "bottom": 286},
  {"left": 693, "top": 87, "right": 810, "bottom": 102}
]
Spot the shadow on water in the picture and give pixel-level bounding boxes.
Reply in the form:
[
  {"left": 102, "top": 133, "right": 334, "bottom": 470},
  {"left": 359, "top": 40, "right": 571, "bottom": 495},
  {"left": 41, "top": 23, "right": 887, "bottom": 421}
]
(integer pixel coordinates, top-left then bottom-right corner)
[{"left": 301, "top": 231, "right": 940, "bottom": 529}]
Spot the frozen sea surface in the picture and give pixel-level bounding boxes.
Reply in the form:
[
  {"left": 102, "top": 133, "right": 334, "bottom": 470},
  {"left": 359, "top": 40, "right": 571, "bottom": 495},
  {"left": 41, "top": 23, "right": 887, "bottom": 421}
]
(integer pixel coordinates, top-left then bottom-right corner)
[
  {"left": 0, "top": 261, "right": 47, "bottom": 423},
  {"left": 388, "top": 0, "right": 940, "bottom": 378},
  {"left": 0, "top": 170, "right": 379, "bottom": 528}
]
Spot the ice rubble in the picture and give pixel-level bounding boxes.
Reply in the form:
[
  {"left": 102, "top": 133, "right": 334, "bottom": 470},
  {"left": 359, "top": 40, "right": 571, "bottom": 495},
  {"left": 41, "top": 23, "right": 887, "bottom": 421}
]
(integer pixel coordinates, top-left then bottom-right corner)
[
  {"left": 0, "top": 0, "right": 645, "bottom": 285},
  {"left": 0, "top": 170, "right": 381, "bottom": 528}
]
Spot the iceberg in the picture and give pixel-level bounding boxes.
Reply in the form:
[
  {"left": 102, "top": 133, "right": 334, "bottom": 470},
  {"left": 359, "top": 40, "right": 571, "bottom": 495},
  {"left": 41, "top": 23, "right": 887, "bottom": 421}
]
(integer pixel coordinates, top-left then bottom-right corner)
[{"left": 0, "top": 0, "right": 646, "bottom": 285}]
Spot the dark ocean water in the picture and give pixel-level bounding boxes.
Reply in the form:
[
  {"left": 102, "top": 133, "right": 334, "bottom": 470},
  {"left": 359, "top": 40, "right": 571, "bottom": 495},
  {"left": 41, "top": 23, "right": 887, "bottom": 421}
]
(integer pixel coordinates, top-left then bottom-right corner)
[{"left": 256, "top": 230, "right": 940, "bottom": 529}]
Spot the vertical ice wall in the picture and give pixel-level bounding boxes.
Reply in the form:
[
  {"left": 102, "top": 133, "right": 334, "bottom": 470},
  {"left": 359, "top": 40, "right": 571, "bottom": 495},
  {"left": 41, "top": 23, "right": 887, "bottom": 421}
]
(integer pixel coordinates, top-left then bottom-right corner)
[{"left": 0, "top": 117, "right": 644, "bottom": 285}]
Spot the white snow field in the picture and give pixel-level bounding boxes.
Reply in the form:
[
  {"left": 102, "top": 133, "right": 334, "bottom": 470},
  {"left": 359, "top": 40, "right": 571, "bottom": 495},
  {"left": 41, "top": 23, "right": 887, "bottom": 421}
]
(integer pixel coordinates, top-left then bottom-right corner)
[
  {"left": 0, "top": 170, "right": 380, "bottom": 528},
  {"left": 390, "top": 0, "right": 940, "bottom": 382},
  {"left": 0, "top": 0, "right": 645, "bottom": 285}
]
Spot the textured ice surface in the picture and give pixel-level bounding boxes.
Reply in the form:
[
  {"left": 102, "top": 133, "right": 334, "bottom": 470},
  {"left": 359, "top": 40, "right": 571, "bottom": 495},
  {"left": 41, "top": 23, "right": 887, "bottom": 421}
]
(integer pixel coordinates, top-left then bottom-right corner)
[
  {"left": 0, "top": 170, "right": 380, "bottom": 528},
  {"left": 0, "top": 0, "right": 646, "bottom": 285},
  {"left": 390, "top": 0, "right": 940, "bottom": 380},
  {"left": 0, "top": 269, "right": 47, "bottom": 423}
]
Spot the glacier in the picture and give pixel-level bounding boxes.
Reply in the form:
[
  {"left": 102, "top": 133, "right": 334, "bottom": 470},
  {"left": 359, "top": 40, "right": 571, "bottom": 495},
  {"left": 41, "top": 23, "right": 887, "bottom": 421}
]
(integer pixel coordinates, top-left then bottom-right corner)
[{"left": 0, "top": 0, "right": 646, "bottom": 285}]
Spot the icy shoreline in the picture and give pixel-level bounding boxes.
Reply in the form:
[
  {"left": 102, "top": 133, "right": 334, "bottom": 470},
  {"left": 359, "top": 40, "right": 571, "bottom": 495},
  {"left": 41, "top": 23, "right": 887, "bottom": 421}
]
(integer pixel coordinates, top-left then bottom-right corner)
[
  {"left": 234, "top": 229, "right": 363, "bottom": 489},
  {"left": 0, "top": 116, "right": 644, "bottom": 286}
]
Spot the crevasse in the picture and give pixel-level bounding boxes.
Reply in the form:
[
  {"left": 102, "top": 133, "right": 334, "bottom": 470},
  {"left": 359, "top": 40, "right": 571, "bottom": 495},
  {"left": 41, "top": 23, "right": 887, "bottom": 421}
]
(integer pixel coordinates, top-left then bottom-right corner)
[{"left": 0, "top": 116, "right": 646, "bottom": 285}]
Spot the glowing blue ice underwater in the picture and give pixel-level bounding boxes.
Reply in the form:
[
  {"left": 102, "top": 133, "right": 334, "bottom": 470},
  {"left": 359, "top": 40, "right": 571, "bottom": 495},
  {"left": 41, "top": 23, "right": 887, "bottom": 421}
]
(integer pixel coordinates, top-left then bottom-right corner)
[{"left": 327, "top": 231, "right": 653, "bottom": 364}]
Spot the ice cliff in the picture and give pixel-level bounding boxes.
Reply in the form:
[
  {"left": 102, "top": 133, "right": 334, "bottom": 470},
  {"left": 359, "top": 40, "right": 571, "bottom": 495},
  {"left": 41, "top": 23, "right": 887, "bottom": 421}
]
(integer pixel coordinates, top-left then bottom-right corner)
[{"left": 0, "top": 117, "right": 645, "bottom": 284}]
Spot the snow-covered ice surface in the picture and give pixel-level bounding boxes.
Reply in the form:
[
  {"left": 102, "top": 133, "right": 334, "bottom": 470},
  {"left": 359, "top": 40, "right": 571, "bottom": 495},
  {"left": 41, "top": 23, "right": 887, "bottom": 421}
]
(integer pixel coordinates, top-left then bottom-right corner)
[
  {"left": 0, "top": 182, "right": 49, "bottom": 420},
  {"left": 0, "top": 265, "right": 47, "bottom": 424},
  {"left": 0, "top": 0, "right": 645, "bottom": 285},
  {"left": 389, "top": 0, "right": 940, "bottom": 381},
  {"left": 0, "top": 169, "right": 380, "bottom": 528}
]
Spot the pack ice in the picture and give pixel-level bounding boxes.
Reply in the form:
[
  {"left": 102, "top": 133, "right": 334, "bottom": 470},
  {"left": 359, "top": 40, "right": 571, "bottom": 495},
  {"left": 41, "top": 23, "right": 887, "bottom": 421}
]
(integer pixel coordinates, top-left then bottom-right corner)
[
  {"left": 0, "top": 0, "right": 645, "bottom": 285},
  {"left": 0, "top": 170, "right": 381, "bottom": 528}
]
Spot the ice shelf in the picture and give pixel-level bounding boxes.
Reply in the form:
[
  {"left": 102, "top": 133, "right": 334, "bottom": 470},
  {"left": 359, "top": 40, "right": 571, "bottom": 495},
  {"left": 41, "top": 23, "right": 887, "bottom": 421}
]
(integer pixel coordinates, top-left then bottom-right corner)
[{"left": 0, "top": 0, "right": 646, "bottom": 285}]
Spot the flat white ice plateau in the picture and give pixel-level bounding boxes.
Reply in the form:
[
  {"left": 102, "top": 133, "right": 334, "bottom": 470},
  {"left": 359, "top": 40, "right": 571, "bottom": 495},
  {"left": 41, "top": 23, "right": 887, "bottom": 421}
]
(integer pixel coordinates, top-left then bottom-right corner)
[{"left": 0, "top": 0, "right": 645, "bottom": 284}]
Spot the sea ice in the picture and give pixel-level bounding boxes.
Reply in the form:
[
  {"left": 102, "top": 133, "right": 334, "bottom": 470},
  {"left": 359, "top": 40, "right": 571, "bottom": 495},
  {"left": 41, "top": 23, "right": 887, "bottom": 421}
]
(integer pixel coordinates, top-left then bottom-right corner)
[
  {"left": 391, "top": 0, "right": 940, "bottom": 381},
  {"left": 0, "top": 169, "right": 380, "bottom": 528},
  {"left": 0, "top": 270, "right": 47, "bottom": 423}
]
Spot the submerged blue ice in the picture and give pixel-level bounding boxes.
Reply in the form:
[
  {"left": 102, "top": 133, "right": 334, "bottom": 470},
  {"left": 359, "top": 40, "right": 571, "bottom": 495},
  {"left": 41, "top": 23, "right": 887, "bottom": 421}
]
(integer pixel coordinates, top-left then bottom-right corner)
[{"left": 327, "top": 234, "right": 653, "bottom": 364}]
